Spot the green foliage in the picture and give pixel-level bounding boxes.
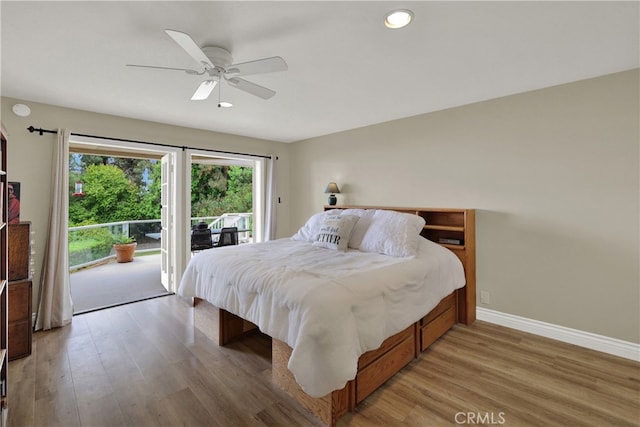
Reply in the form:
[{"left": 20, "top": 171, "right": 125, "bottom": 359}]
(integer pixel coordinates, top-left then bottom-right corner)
[
  {"left": 69, "top": 156, "right": 253, "bottom": 227},
  {"left": 227, "top": 166, "right": 253, "bottom": 208},
  {"left": 111, "top": 233, "right": 136, "bottom": 245},
  {"left": 191, "top": 164, "right": 252, "bottom": 217},
  {"left": 71, "top": 154, "right": 153, "bottom": 189},
  {"left": 68, "top": 224, "right": 113, "bottom": 265},
  {"left": 69, "top": 221, "right": 113, "bottom": 242},
  {"left": 69, "top": 164, "right": 140, "bottom": 225},
  {"left": 69, "top": 154, "right": 161, "bottom": 226},
  {"left": 191, "top": 164, "right": 228, "bottom": 207},
  {"left": 69, "top": 239, "right": 114, "bottom": 266},
  {"left": 138, "top": 161, "right": 161, "bottom": 219}
]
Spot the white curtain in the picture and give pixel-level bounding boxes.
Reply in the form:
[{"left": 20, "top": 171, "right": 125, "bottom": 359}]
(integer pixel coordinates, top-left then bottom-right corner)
[
  {"left": 263, "top": 155, "right": 277, "bottom": 241},
  {"left": 35, "top": 129, "right": 73, "bottom": 330}
]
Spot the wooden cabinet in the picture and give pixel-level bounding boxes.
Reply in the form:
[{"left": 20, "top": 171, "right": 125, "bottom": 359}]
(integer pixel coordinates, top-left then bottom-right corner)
[
  {"left": 8, "top": 223, "right": 31, "bottom": 281},
  {"left": 8, "top": 280, "right": 31, "bottom": 360},
  {"left": 8, "top": 222, "right": 32, "bottom": 360},
  {"left": 0, "top": 130, "right": 9, "bottom": 423}
]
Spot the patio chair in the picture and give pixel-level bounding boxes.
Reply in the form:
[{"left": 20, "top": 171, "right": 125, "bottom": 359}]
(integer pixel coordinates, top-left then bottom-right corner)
[
  {"left": 191, "top": 222, "right": 213, "bottom": 250},
  {"left": 214, "top": 227, "right": 238, "bottom": 247}
]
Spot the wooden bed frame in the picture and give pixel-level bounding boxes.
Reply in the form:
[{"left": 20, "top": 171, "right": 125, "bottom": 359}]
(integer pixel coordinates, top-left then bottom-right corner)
[{"left": 193, "top": 206, "right": 476, "bottom": 426}]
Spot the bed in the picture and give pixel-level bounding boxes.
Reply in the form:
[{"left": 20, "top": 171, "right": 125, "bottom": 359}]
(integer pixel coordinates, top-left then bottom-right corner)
[{"left": 178, "top": 205, "right": 476, "bottom": 426}]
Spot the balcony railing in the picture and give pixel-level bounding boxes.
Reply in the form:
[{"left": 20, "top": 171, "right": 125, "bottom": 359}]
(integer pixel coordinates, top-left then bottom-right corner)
[{"left": 69, "top": 213, "right": 253, "bottom": 271}]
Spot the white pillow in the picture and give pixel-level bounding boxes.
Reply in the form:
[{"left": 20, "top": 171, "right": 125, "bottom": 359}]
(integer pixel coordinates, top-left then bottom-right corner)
[
  {"left": 291, "top": 210, "right": 341, "bottom": 242},
  {"left": 341, "top": 209, "right": 375, "bottom": 249},
  {"left": 312, "top": 214, "right": 360, "bottom": 251},
  {"left": 359, "top": 210, "right": 426, "bottom": 257}
]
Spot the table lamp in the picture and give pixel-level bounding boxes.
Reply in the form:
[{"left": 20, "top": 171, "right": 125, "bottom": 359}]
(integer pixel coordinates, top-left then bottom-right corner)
[{"left": 324, "top": 182, "right": 340, "bottom": 206}]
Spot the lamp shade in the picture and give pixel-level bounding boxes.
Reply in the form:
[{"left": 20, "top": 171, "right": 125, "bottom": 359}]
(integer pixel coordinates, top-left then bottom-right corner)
[{"left": 324, "top": 182, "right": 341, "bottom": 194}]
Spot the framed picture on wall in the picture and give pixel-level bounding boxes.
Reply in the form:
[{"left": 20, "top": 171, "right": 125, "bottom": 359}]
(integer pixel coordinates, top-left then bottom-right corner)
[{"left": 8, "top": 181, "right": 20, "bottom": 224}]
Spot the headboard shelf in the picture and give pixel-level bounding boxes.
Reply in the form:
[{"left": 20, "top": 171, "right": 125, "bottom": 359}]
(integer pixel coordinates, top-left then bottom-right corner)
[
  {"left": 424, "top": 224, "right": 464, "bottom": 232},
  {"left": 325, "top": 205, "right": 476, "bottom": 325},
  {"left": 442, "top": 243, "right": 465, "bottom": 250}
]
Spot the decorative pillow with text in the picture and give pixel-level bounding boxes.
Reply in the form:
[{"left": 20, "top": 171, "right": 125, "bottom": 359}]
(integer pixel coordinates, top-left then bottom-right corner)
[
  {"left": 291, "top": 209, "right": 341, "bottom": 242},
  {"left": 312, "top": 215, "right": 359, "bottom": 251}
]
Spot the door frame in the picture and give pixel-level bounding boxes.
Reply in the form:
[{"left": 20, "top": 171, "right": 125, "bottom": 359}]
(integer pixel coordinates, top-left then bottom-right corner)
[
  {"left": 185, "top": 149, "right": 266, "bottom": 251},
  {"left": 69, "top": 135, "right": 184, "bottom": 292}
]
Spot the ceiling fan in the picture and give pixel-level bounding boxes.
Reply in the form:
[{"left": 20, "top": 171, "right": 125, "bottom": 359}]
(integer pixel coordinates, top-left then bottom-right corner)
[{"left": 127, "top": 29, "right": 287, "bottom": 102}]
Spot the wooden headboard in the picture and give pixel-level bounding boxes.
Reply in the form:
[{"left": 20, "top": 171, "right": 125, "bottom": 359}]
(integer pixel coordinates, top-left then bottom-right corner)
[{"left": 325, "top": 205, "right": 476, "bottom": 325}]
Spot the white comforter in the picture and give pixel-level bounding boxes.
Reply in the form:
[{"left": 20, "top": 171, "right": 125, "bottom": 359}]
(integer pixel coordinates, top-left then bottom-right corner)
[{"left": 178, "top": 237, "right": 465, "bottom": 397}]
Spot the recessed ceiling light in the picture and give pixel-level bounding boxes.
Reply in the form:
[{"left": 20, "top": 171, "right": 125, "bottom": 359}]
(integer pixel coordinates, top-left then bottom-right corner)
[
  {"left": 218, "top": 101, "right": 233, "bottom": 108},
  {"left": 12, "top": 103, "right": 31, "bottom": 117},
  {"left": 384, "top": 9, "right": 414, "bottom": 29}
]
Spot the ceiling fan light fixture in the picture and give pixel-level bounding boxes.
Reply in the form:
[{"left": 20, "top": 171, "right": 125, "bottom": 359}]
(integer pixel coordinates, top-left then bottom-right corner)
[
  {"left": 191, "top": 79, "right": 217, "bottom": 100},
  {"left": 217, "top": 80, "right": 232, "bottom": 108},
  {"left": 384, "top": 9, "right": 414, "bottom": 29}
]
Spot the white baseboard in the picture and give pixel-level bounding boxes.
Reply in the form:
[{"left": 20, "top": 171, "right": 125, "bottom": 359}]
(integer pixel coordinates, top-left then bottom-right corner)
[{"left": 476, "top": 307, "right": 640, "bottom": 362}]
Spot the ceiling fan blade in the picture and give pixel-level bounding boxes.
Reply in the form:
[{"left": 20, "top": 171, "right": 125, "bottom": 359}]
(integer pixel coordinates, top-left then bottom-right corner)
[
  {"left": 165, "top": 29, "right": 213, "bottom": 68},
  {"left": 126, "top": 64, "right": 201, "bottom": 75},
  {"left": 227, "top": 77, "right": 276, "bottom": 100},
  {"left": 226, "top": 57, "right": 288, "bottom": 77},
  {"left": 191, "top": 80, "right": 217, "bottom": 101}
]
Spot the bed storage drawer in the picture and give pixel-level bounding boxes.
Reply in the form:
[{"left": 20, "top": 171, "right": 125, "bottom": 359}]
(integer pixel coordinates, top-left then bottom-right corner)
[
  {"left": 420, "top": 304, "right": 456, "bottom": 351},
  {"left": 355, "top": 324, "right": 415, "bottom": 403},
  {"left": 420, "top": 292, "right": 456, "bottom": 326}
]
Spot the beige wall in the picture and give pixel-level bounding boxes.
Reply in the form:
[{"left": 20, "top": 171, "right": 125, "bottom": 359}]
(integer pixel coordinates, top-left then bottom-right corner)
[
  {"left": 0, "top": 98, "right": 291, "bottom": 314},
  {"left": 289, "top": 69, "right": 640, "bottom": 344},
  {"left": 2, "top": 70, "right": 638, "bottom": 344}
]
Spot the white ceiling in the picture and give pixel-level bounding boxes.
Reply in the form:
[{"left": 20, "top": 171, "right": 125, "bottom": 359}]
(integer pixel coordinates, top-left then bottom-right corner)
[{"left": 1, "top": 1, "right": 638, "bottom": 143}]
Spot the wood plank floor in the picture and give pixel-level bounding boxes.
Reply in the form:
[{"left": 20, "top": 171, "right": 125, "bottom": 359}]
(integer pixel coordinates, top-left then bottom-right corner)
[{"left": 8, "top": 295, "right": 640, "bottom": 426}]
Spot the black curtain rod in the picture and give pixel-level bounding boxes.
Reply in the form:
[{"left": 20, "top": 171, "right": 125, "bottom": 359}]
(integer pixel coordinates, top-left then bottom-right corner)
[{"left": 27, "top": 126, "right": 275, "bottom": 160}]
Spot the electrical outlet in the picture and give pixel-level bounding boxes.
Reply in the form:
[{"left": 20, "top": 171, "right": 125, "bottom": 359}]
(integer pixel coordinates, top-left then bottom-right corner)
[{"left": 480, "top": 291, "right": 490, "bottom": 305}]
